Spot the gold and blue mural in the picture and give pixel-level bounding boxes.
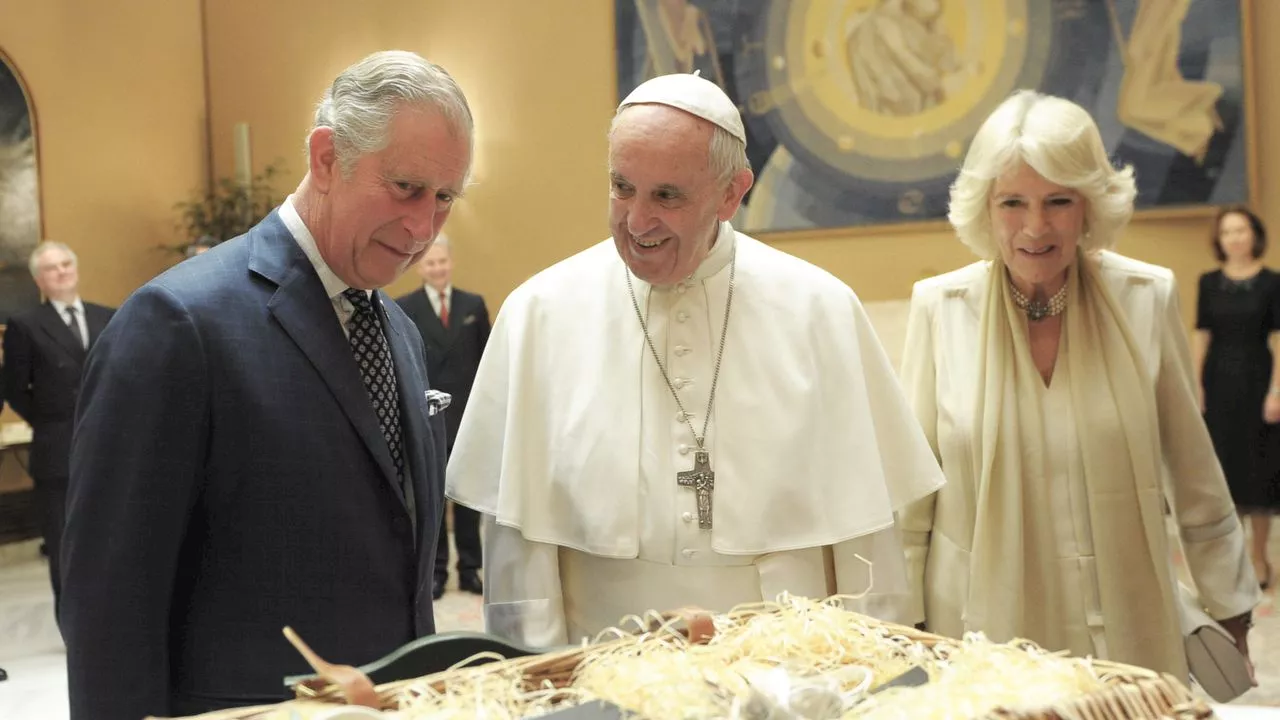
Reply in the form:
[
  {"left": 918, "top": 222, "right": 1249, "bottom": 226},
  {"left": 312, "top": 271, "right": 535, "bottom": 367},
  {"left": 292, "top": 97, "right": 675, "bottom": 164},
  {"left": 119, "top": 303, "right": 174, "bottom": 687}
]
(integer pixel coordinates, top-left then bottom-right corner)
[{"left": 615, "top": 0, "right": 1254, "bottom": 233}]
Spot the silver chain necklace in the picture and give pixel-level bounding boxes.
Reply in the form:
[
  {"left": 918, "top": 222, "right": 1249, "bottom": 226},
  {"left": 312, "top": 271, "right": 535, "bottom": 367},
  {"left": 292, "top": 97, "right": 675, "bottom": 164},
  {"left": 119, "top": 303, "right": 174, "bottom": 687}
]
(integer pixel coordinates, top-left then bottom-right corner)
[{"left": 625, "top": 251, "right": 735, "bottom": 529}]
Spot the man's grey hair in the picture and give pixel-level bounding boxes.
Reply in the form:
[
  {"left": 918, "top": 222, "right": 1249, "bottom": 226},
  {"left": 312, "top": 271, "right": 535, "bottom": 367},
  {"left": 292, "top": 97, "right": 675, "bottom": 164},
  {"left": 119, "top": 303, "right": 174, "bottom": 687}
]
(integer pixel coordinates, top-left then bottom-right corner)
[
  {"left": 29, "top": 240, "right": 77, "bottom": 278},
  {"left": 610, "top": 106, "right": 751, "bottom": 186},
  {"left": 311, "top": 50, "right": 474, "bottom": 177}
]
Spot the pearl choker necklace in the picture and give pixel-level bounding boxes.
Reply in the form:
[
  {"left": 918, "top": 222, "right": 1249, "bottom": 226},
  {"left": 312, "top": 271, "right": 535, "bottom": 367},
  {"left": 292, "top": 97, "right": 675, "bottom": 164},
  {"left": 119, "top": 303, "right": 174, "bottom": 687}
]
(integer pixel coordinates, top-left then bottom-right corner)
[{"left": 1009, "top": 281, "right": 1067, "bottom": 322}]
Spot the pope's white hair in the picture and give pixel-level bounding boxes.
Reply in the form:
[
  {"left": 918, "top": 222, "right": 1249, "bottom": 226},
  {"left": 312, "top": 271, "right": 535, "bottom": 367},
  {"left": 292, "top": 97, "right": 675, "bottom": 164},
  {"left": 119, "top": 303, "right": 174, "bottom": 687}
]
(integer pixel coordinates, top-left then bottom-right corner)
[
  {"left": 948, "top": 90, "right": 1137, "bottom": 259},
  {"left": 311, "top": 50, "right": 473, "bottom": 178},
  {"left": 706, "top": 123, "right": 749, "bottom": 184},
  {"left": 610, "top": 104, "right": 750, "bottom": 185}
]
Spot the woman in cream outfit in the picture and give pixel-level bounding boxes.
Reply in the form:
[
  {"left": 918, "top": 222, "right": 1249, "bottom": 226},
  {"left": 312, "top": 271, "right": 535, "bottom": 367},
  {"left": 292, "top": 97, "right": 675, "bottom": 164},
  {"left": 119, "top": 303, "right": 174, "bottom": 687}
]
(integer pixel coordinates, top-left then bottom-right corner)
[{"left": 896, "top": 90, "right": 1259, "bottom": 679}]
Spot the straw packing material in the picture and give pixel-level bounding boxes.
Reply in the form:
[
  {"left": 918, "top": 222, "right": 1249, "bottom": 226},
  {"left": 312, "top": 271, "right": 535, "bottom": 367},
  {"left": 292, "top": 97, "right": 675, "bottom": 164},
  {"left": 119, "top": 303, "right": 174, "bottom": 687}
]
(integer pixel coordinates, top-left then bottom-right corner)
[
  {"left": 395, "top": 663, "right": 568, "bottom": 720},
  {"left": 205, "top": 596, "right": 1202, "bottom": 720},
  {"left": 854, "top": 639, "right": 1106, "bottom": 720}
]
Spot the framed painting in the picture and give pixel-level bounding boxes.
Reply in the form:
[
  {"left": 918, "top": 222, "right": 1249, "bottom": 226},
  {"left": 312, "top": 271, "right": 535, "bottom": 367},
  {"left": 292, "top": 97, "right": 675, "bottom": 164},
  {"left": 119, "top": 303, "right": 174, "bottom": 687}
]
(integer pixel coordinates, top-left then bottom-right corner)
[
  {"left": 615, "top": 0, "right": 1257, "bottom": 236},
  {"left": 0, "top": 48, "right": 41, "bottom": 322}
]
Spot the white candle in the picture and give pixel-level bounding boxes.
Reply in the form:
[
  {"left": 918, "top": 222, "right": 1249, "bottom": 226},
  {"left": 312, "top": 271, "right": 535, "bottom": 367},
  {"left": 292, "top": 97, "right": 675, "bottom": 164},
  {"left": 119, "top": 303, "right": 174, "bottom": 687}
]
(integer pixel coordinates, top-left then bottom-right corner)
[{"left": 233, "top": 122, "right": 252, "bottom": 187}]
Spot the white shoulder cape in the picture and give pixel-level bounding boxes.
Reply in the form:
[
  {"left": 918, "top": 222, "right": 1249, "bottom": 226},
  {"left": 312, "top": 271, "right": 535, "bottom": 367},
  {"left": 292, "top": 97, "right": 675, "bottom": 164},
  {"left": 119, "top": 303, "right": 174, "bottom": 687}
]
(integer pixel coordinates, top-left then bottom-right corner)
[{"left": 447, "top": 228, "right": 944, "bottom": 557}]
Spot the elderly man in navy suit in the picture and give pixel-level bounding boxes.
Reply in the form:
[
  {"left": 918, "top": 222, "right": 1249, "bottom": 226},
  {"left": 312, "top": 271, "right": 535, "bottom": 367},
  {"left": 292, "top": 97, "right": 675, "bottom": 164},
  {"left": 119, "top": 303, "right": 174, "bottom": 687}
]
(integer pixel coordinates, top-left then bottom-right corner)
[
  {"left": 60, "top": 51, "right": 472, "bottom": 720},
  {"left": 3, "top": 241, "right": 113, "bottom": 617}
]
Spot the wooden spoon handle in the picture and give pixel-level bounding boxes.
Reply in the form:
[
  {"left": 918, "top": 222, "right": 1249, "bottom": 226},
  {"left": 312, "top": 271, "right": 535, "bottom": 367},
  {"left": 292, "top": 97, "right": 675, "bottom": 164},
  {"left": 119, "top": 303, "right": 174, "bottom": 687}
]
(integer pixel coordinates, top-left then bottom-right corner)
[{"left": 283, "top": 626, "right": 332, "bottom": 674}]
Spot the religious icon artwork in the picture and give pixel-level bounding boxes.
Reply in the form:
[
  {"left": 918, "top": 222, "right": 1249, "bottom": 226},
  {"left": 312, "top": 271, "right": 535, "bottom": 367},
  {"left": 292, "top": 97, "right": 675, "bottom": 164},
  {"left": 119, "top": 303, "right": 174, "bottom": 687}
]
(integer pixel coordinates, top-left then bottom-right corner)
[
  {"left": 615, "top": 0, "right": 1255, "bottom": 233},
  {"left": 0, "top": 49, "right": 42, "bottom": 322}
]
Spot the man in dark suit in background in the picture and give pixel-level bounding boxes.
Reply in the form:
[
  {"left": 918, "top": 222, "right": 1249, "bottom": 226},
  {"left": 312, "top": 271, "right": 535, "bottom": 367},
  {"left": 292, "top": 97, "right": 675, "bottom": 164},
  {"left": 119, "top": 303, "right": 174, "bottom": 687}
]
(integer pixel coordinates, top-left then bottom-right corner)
[
  {"left": 60, "top": 51, "right": 473, "bottom": 720},
  {"left": 398, "top": 236, "right": 489, "bottom": 599},
  {"left": 3, "top": 241, "right": 113, "bottom": 616}
]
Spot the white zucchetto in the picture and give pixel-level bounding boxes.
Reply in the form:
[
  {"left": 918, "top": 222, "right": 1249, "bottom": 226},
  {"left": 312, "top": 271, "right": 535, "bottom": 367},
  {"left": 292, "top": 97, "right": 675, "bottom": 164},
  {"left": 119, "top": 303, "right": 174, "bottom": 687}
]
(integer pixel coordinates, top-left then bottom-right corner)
[{"left": 618, "top": 72, "right": 747, "bottom": 145}]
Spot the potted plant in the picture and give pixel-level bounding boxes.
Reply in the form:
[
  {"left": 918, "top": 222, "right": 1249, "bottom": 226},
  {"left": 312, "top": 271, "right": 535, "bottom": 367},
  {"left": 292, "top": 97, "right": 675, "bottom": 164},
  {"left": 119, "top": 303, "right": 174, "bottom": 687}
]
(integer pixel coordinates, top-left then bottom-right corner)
[{"left": 167, "top": 162, "right": 285, "bottom": 257}]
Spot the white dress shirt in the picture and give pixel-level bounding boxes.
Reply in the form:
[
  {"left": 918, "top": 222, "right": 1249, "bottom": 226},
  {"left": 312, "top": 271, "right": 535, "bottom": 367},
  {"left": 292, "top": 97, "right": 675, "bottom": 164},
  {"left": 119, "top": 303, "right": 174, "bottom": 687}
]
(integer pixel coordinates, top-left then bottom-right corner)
[
  {"left": 427, "top": 284, "right": 452, "bottom": 320},
  {"left": 51, "top": 297, "right": 88, "bottom": 348},
  {"left": 278, "top": 195, "right": 370, "bottom": 335}
]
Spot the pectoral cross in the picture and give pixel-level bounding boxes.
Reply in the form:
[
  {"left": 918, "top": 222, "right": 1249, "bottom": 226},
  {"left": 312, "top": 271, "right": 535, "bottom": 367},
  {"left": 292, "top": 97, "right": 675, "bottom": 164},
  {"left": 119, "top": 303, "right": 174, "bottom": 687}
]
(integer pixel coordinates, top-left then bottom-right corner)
[{"left": 677, "top": 450, "right": 715, "bottom": 529}]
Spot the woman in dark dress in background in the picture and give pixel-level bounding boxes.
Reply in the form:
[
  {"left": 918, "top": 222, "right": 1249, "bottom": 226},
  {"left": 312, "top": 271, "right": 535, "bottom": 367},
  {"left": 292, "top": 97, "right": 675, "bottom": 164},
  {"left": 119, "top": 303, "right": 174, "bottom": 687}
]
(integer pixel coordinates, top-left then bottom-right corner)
[{"left": 1196, "top": 206, "right": 1280, "bottom": 588}]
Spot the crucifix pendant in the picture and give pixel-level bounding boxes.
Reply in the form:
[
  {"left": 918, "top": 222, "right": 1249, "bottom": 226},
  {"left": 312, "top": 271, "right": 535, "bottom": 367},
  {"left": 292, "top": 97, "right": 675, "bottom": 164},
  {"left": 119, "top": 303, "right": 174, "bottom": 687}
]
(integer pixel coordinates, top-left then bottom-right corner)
[{"left": 677, "top": 450, "right": 715, "bottom": 529}]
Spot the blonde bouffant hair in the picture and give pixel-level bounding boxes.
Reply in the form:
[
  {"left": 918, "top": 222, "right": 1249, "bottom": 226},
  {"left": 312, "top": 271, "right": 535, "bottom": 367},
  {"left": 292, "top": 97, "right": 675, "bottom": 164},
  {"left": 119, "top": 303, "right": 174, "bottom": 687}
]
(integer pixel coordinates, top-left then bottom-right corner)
[{"left": 947, "top": 90, "right": 1137, "bottom": 259}]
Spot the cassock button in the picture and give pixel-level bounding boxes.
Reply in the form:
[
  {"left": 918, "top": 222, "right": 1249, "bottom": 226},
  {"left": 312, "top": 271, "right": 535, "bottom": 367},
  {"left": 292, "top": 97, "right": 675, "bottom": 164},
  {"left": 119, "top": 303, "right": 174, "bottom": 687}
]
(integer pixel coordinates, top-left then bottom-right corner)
[
  {"left": 675, "top": 345, "right": 689, "bottom": 356},
  {"left": 682, "top": 548, "right": 696, "bottom": 558},
  {"left": 675, "top": 284, "right": 687, "bottom": 294},
  {"left": 677, "top": 311, "right": 689, "bottom": 323},
  {"left": 682, "top": 512, "right": 693, "bottom": 523},
  {"left": 678, "top": 444, "right": 690, "bottom": 455},
  {"left": 676, "top": 411, "right": 686, "bottom": 422}
]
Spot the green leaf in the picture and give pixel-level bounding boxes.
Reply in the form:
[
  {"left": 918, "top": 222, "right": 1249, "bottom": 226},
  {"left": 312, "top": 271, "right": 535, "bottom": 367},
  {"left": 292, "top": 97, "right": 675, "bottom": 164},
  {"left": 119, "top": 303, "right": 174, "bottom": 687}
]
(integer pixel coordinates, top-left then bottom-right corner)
[{"left": 171, "top": 160, "right": 288, "bottom": 251}]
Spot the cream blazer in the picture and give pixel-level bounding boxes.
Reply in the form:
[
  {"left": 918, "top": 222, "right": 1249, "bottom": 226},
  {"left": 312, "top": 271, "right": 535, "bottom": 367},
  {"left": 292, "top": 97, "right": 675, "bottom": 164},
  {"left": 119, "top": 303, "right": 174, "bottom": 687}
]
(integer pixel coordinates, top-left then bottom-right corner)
[{"left": 897, "top": 252, "right": 1258, "bottom": 637}]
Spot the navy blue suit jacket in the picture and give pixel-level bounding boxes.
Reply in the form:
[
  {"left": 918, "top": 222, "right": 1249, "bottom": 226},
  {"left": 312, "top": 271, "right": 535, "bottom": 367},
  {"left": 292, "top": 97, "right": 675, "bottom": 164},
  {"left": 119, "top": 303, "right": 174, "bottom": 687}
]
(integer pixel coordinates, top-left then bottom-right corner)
[
  {"left": 396, "top": 287, "right": 489, "bottom": 449},
  {"left": 61, "top": 212, "right": 446, "bottom": 719},
  {"left": 3, "top": 300, "right": 114, "bottom": 479}
]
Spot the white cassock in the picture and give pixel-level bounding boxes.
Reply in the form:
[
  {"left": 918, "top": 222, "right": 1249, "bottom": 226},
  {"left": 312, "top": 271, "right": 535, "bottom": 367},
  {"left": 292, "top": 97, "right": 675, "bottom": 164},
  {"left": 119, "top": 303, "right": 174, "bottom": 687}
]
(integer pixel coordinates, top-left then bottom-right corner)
[{"left": 447, "top": 222, "right": 945, "bottom": 647}]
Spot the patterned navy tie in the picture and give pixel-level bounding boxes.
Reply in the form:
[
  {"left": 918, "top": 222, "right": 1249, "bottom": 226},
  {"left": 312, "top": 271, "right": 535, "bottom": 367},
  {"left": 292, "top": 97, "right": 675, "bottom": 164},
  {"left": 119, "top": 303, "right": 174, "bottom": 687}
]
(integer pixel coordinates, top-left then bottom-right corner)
[{"left": 342, "top": 288, "right": 405, "bottom": 492}]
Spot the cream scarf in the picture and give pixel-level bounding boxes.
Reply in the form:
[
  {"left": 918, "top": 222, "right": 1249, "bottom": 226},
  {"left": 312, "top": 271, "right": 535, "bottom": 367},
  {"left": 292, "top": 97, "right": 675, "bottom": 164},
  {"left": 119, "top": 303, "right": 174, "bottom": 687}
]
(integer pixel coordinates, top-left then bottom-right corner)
[{"left": 966, "top": 250, "right": 1186, "bottom": 679}]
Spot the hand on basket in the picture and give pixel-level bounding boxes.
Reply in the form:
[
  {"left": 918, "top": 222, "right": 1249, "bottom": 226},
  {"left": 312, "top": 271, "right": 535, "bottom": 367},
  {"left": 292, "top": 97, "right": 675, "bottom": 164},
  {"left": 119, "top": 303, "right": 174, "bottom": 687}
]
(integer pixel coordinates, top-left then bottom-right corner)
[{"left": 1220, "top": 615, "right": 1258, "bottom": 687}]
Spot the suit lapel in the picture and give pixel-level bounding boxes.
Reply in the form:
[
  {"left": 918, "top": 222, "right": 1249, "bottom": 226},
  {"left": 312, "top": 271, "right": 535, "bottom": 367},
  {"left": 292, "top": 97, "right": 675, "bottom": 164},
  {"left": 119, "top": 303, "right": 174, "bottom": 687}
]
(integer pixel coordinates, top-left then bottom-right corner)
[
  {"left": 444, "top": 290, "right": 470, "bottom": 343},
  {"left": 85, "top": 305, "right": 112, "bottom": 348},
  {"left": 251, "top": 220, "right": 406, "bottom": 507},
  {"left": 36, "top": 303, "right": 86, "bottom": 360},
  {"left": 412, "top": 289, "right": 449, "bottom": 347},
  {"left": 379, "top": 293, "right": 438, "bottom": 534}
]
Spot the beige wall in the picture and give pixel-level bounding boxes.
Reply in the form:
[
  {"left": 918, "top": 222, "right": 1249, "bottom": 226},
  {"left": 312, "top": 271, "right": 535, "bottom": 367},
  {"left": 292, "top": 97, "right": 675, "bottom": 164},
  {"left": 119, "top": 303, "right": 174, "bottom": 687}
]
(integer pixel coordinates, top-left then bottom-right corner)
[
  {"left": 0, "top": 1, "right": 1272, "bottom": 314},
  {"left": 0, "top": 0, "right": 1268, "bottom": 485},
  {"left": 204, "top": 0, "right": 1280, "bottom": 323},
  {"left": 0, "top": 0, "right": 207, "bottom": 306},
  {"left": 202, "top": 2, "right": 441, "bottom": 213},
  {"left": 0, "top": 0, "right": 206, "bottom": 440},
  {"left": 201, "top": 0, "right": 617, "bottom": 304}
]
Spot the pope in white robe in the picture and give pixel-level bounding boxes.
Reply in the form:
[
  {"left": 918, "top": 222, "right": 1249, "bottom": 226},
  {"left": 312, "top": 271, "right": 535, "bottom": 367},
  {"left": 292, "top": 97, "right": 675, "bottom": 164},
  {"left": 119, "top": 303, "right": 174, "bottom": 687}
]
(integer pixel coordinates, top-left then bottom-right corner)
[{"left": 446, "top": 73, "right": 945, "bottom": 647}]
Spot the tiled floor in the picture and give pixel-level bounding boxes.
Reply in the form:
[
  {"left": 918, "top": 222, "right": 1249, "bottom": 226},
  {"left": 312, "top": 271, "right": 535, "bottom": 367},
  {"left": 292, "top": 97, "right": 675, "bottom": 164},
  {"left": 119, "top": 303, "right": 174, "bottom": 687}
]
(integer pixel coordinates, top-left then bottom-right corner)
[
  {"left": 4, "top": 537, "right": 1280, "bottom": 718},
  {"left": 432, "top": 570, "right": 485, "bottom": 634}
]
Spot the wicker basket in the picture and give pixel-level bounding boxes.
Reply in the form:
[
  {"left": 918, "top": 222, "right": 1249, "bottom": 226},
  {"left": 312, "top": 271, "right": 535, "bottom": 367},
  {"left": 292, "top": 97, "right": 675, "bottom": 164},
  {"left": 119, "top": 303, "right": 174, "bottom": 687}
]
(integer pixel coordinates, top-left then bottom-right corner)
[{"left": 161, "top": 603, "right": 1216, "bottom": 720}]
